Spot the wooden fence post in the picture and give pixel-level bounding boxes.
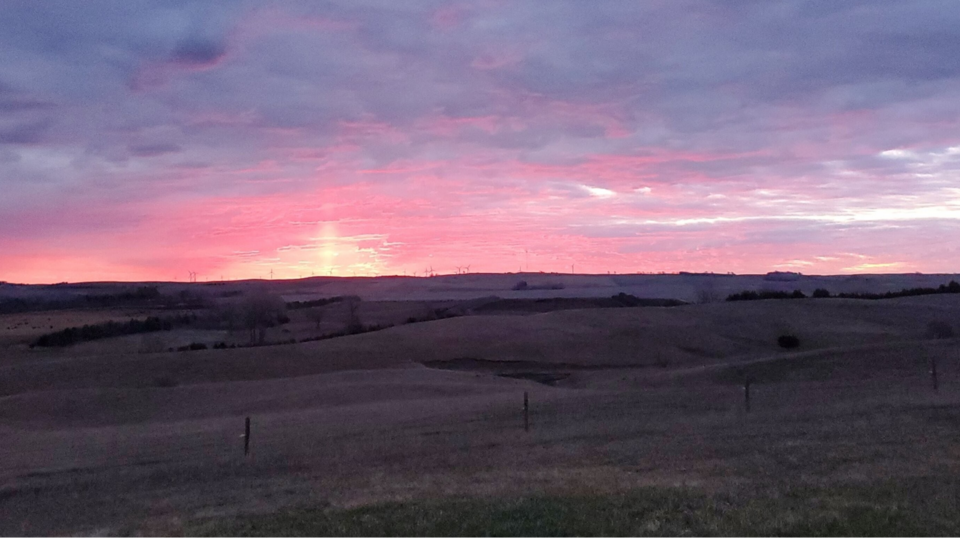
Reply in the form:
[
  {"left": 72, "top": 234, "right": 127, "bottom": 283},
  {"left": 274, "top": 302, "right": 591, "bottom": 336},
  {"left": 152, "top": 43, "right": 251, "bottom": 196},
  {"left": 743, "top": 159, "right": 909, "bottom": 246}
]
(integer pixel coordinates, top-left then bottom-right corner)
[
  {"left": 523, "top": 391, "right": 529, "bottom": 432},
  {"left": 744, "top": 378, "right": 752, "bottom": 413},
  {"left": 244, "top": 416, "right": 251, "bottom": 456},
  {"left": 931, "top": 358, "right": 939, "bottom": 392}
]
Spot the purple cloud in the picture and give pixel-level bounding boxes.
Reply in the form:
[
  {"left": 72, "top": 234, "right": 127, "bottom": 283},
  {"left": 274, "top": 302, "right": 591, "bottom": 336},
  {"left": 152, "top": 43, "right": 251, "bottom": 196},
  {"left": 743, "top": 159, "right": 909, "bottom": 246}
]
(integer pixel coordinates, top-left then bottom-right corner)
[{"left": 1, "top": 1, "right": 959, "bottom": 281}]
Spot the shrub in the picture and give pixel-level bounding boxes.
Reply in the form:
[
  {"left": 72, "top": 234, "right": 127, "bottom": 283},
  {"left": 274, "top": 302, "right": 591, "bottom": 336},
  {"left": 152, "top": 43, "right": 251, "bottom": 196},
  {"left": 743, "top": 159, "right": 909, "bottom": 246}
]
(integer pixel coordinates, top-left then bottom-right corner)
[
  {"left": 286, "top": 296, "right": 345, "bottom": 310},
  {"left": 927, "top": 320, "right": 955, "bottom": 340},
  {"left": 727, "top": 290, "right": 806, "bottom": 302},
  {"left": 812, "top": 288, "right": 831, "bottom": 298},
  {"left": 188, "top": 342, "right": 208, "bottom": 350},
  {"left": 153, "top": 376, "right": 178, "bottom": 388},
  {"left": 835, "top": 280, "right": 960, "bottom": 300},
  {"left": 512, "top": 280, "right": 529, "bottom": 291},
  {"left": 778, "top": 335, "right": 800, "bottom": 349}
]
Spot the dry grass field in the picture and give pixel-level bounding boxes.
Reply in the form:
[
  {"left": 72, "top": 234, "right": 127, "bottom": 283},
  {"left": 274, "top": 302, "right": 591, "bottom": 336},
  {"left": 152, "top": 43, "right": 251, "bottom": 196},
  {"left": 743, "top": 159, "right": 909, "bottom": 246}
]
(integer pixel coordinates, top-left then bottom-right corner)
[{"left": 1, "top": 276, "right": 959, "bottom": 535}]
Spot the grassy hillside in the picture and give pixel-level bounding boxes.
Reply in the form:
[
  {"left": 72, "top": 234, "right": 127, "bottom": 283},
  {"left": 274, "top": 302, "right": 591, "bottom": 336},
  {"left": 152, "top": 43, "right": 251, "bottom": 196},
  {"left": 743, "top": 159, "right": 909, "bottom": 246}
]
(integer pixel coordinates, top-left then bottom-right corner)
[
  {"left": 2, "top": 296, "right": 958, "bottom": 396},
  {"left": 1, "top": 293, "right": 959, "bottom": 535}
]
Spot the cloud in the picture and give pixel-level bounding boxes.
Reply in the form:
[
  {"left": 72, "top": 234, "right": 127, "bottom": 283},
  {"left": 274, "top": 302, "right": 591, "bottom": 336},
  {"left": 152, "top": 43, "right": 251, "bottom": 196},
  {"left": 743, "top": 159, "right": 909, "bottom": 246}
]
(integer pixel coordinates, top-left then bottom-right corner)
[
  {"left": 1, "top": 1, "right": 959, "bottom": 281},
  {"left": 128, "top": 143, "right": 182, "bottom": 157},
  {"left": 0, "top": 119, "right": 53, "bottom": 145},
  {"left": 582, "top": 185, "right": 617, "bottom": 199},
  {"left": 171, "top": 38, "right": 227, "bottom": 68},
  {"left": 0, "top": 97, "right": 56, "bottom": 112}
]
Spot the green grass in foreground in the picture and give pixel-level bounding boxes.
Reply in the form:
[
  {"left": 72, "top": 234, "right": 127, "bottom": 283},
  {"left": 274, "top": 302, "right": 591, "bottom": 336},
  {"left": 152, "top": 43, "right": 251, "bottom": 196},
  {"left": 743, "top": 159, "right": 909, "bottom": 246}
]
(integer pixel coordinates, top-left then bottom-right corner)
[{"left": 192, "top": 476, "right": 960, "bottom": 536}]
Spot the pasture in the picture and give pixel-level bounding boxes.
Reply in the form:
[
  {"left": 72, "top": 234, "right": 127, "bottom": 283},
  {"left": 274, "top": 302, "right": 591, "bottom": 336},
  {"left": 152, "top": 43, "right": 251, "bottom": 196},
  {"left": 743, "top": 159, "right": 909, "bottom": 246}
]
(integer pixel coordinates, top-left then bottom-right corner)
[{"left": 0, "top": 275, "right": 959, "bottom": 535}]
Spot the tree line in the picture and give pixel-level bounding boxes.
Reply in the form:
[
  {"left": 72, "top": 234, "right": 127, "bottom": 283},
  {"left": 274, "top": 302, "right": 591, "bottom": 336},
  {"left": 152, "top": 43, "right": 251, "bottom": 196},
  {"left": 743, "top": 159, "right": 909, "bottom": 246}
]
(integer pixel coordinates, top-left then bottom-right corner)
[
  {"left": 31, "top": 314, "right": 196, "bottom": 348},
  {"left": 726, "top": 280, "right": 960, "bottom": 302}
]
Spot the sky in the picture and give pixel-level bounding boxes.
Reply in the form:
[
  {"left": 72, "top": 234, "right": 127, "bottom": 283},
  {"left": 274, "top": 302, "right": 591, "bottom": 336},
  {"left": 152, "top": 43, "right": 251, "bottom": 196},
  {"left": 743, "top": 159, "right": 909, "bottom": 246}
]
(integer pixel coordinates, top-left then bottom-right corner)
[{"left": 2, "top": 0, "right": 960, "bottom": 283}]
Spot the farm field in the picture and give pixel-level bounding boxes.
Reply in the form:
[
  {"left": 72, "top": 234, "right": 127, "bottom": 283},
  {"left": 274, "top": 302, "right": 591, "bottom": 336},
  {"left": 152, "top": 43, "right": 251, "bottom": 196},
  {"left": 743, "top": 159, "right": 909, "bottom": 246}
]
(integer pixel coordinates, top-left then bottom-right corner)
[{"left": 0, "top": 275, "right": 959, "bottom": 535}]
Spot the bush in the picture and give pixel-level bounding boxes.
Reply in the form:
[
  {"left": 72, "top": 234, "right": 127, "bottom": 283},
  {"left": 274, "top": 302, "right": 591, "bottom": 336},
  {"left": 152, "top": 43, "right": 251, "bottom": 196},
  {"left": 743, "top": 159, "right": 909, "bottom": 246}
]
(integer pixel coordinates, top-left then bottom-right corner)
[
  {"left": 153, "top": 376, "right": 178, "bottom": 388},
  {"left": 728, "top": 290, "right": 806, "bottom": 302},
  {"left": 835, "top": 280, "right": 960, "bottom": 300},
  {"left": 286, "top": 296, "right": 345, "bottom": 310},
  {"left": 927, "top": 321, "right": 955, "bottom": 340},
  {"left": 730, "top": 282, "right": 960, "bottom": 302},
  {"left": 512, "top": 280, "right": 529, "bottom": 291},
  {"left": 777, "top": 335, "right": 800, "bottom": 349}
]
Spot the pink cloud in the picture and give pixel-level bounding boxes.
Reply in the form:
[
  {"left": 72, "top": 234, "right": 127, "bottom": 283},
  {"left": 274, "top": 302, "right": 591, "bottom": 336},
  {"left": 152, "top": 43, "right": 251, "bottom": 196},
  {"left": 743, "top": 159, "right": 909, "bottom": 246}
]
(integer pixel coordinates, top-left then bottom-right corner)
[{"left": 430, "top": 5, "right": 466, "bottom": 31}]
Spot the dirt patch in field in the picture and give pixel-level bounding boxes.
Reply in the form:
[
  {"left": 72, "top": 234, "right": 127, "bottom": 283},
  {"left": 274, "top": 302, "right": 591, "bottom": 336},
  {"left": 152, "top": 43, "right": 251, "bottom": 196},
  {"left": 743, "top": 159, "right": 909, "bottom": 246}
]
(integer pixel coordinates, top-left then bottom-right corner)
[
  {"left": 422, "top": 357, "right": 648, "bottom": 386},
  {"left": 471, "top": 297, "right": 684, "bottom": 314}
]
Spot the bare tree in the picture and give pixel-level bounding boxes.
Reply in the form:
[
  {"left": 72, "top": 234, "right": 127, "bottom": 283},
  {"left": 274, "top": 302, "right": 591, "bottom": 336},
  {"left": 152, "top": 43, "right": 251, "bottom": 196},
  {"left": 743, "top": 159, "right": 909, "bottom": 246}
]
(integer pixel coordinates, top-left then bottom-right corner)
[
  {"left": 307, "top": 306, "right": 325, "bottom": 331},
  {"left": 218, "top": 303, "right": 239, "bottom": 332},
  {"left": 241, "top": 290, "right": 286, "bottom": 344},
  {"left": 695, "top": 280, "right": 722, "bottom": 304},
  {"left": 344, "top": 296, "right": 362, "bottom": 333}
]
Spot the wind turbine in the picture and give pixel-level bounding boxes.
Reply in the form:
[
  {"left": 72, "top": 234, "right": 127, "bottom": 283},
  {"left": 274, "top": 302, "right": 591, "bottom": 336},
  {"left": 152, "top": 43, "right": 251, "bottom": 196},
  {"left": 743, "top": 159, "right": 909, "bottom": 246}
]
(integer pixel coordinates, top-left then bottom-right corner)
[{"left": 455, "top": 265, "right": 462, "bottom": 274}]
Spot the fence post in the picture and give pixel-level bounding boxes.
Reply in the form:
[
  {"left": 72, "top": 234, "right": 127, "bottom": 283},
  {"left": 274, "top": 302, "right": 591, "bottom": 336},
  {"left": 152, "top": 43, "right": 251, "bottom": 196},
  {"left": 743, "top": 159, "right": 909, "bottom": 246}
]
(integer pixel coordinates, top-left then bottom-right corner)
[
  {"left": 931, "top": 358, "right": 939, "bottom": 392},
  {"left": 244, "top": 416, "right": 251, "bottom": 456},
  {"left": 744, "top": 378, "right": 752, "bottom": 413},
  {"left": 523, "top": 391, "right": 529, "bottom": 432}
]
